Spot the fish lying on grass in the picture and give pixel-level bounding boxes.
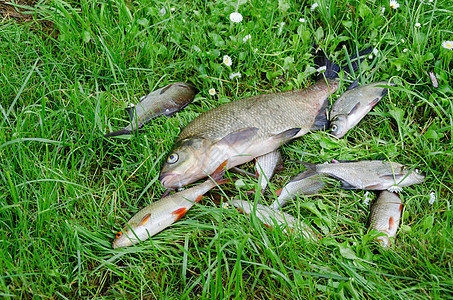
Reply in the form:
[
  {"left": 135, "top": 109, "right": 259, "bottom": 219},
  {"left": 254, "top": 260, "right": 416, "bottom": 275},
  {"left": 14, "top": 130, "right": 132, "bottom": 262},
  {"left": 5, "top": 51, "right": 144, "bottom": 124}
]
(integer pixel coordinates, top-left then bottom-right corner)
[
  {"left": 112, "top": 161, "right": 228, "bottom": 248},
  {"left": 329, "top": 81, "right": 395, "bottom": 138},
  {"left": 254, "top": 150, "right": 282, "bottom": 193},
  {"left": 270, "top": 170, "right": 328, "bottom": 209},
  {"left": 160, "top": 48, "right": 372, "bottom": 189},
  {"left": 297, "top": 160, "right": 425, "bottom": 192},
  {"left": 229, "top": 199, "right": 318, "bottom": 241},
  {"left": 368, "top": 191, "right": 402, "bottom": 247},
  {"left": 104, "top": 82, "right": 198, "bottom": 137}
]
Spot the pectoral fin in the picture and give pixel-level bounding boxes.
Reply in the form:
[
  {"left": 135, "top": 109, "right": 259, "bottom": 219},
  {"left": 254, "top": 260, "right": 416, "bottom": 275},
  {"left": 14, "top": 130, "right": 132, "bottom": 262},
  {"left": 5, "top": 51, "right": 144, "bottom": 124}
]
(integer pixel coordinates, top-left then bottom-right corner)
[
  {"left": 172, "top": 207, "right": 189, "bottom": 221},
  {"left": 270, "top": 128, "right": 301, "bottom": 144},
  {"left": 138, "top": 213, "right": 151, "bottom": 226},
  {"left": 348, "top": 102, "right": 361, "bottom": 115},
  {"left": 216, "top": 127, "right": 259, "bottom": 146}
]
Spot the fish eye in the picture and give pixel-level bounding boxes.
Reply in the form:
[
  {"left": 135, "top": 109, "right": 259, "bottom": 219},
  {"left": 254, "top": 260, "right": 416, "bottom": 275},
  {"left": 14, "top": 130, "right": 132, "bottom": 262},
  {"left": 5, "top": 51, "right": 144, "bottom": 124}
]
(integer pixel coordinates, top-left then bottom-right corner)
[
  {"left": 331, "top": 124, "right": 338, "bottom": 132},
  {"left": 115, "top": 232, "right": 122, "bottom": 239},
  {"left": 167, "top": 153, "right": 179, "bottom": 164}
]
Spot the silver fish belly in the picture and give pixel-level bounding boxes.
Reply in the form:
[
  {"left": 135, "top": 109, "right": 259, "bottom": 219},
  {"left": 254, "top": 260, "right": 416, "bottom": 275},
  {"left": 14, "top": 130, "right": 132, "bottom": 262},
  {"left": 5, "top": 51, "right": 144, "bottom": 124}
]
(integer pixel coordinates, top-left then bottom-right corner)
[{"left": 369, "top": 191, "right": 402, "bottom": 247}]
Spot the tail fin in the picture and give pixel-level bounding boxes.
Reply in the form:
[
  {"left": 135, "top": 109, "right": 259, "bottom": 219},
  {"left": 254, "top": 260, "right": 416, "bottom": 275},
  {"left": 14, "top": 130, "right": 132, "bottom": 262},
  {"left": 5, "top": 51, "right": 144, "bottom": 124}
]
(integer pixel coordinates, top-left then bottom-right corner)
[{"left": 314, "top": 45, "right": 373, "bottom": 79}]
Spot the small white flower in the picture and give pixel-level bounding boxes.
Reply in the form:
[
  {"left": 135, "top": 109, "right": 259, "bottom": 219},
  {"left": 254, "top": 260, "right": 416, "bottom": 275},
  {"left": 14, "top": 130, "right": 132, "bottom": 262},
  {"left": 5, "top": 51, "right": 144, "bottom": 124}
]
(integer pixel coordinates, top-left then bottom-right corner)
[
  {"left": 381, "top": 7, "right": 386, "bottom": 14},
  {"left": 403, "top": 48, "right": 409, "bottom": 52},
  {"left": 299, "top": 17, "right": 306, "bottom": 23},
  {"left": 208, "top": 88, "right": 216, "bottom": 96},
  {"left": 159, "top": 7, "right": 166, "bottom": 15},
  {"left": 278, "top": 22, "right": 285, "bottom": 35},
  {"left": 222, "top": 202, "right": 229, "bottom": 209},
  {"left": 401, "top": 39, "right": 405, "bottom": 43},
  {"left": 229, "top": 72, "right": 242, "bottom": 80},
  {"left": 316, "top": 66, "right": 327, "bottom": 73},
  {"left": 373, "top": 48, "right": 379, "bottom": 55},
  {"left": 415, "top": 22, "right": 421, "bottom": 27},
  {"left": 311, "top": 3, "right": 319, "bottom": 11},
  {"left": 223, "top": 55, "right": 232, "bottom": 67},
  {"left": 243, "top": 34, "right": 251, "bottom": 43},
  {"left": 230, "top": 12, "right": 243, "bottom": 23},
  {"left": 429, "top": 191, "right": 436, "bottom": 205},
  {"left": 170, "top": 7, "right": 175, "bottom": 11},
  {"left": 363, "top": 191, "right": 371, "bottom": 206},
  {"left": 429, "top": 72, "right": 438, "bottom": 88},
  {"left": 390, "top": 0, "right": 400, "bottom": 9},
  {"left": 442, "top": 41, "right": 453, "bottom": 50}
]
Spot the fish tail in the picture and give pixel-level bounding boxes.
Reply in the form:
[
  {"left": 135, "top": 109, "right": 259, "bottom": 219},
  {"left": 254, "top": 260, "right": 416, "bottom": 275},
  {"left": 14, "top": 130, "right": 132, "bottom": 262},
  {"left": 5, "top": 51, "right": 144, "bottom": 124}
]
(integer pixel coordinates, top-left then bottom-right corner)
[
  {"left": 315, "top": 45, "right": 373, "bottom": 79},
  {"left": 103, "top": 128, "right": 131, "bottom": 138}
]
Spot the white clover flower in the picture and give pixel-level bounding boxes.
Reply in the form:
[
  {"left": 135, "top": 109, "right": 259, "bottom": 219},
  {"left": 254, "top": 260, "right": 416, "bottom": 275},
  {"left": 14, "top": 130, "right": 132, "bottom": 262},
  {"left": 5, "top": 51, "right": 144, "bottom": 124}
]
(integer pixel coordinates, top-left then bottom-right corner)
[
  {"left": 230, "top": 12, "right": 243, "bottom": 23},
  {"left": 390, "top": 0, "right": 400, "bottom": 9},
  {"left": 429, "top": 191, "right": 436, "bottom": 205},
  {"left": 311, "top": 3, "right": 319, "bottom": 11},
  {"left": 278, "top": 22, "right": 285, "bottom": 35},
  {"left": 229, "top": 72, "right": 242, "bottom": 80},
  {"left": 316, "top": 66, "right": 327, "bottom": 73},
  {"left": 442, "top": 41, "right": 453, "bottom": 50},
  {"left": 223, "top": 55, "right": 232, "bottom": 67},
  {"left": 415, "top": 22, "right": 421, "bottom": 27},
  {"left": 363, "top": 191, "right": 371, "bottom": 206},
  {"left": 429, "top": 72, "right": 438, "bottom": 88},
  {"left": 209, "top": 88, "right": 216, "bottom": 96},
  {"left": 243, "top": 34, "right": 251, "bottom": 43},
  {"left": 299, "top": 17, "right": 306, "bottom": 23}
]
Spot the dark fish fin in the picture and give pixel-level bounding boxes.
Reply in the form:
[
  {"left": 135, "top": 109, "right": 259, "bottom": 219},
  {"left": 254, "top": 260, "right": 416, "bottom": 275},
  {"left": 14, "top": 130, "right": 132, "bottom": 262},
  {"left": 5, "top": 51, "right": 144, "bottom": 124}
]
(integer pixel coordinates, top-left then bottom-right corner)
[
  {"left": 271, "top": 128, "right": 301, "bottom": 144},
  {"left": 125, "top": 106, "right": 136, "bottom": 122},
  {"left": 159, "top": 84, "right": 172, "bottom": 94},
  {"left": 363, "top": 184, "right": 383, "bottom": 190},
  {"left": 289, "top": 169, "right": 319, "bottom": 183},
  {"left": 230, "top": 167, "right": 259, "bottom": 178},
  {"left": 181, "top": 81, "right": 200, "bottom": 94},
  {"left": 347, "top": 79, "right": 359, "bottom": 90},
  {"left": 311, "top": 101, "right": 329, "bottom": 131},
  {"left": 290, "top": 160, "right": 318, "bottom": 172},
  {"left": 380, "top": 174, "right": 403, "bottom": 180},
  {"left": 349, "top": 102, "right": 361, "bottom": 115},
  {"left": 217, "top": 127, "right": 259, "bottom": 146},
  {"left": 316, "top": 46, "right": 373, "bottom": 79},
  {"left": 369, "top": 97, "right": 381, "bottom": 109},
  {"left": 103, "top": 128, "right": 131, "bottom": 138}
]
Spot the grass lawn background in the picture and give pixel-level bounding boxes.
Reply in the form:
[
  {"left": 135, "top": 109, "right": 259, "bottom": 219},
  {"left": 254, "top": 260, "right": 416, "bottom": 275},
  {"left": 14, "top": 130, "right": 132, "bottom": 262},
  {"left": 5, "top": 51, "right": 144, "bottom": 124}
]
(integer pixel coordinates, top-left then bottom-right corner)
[{"left": 0, "top": 0, "right": 452, "bottom": 298}]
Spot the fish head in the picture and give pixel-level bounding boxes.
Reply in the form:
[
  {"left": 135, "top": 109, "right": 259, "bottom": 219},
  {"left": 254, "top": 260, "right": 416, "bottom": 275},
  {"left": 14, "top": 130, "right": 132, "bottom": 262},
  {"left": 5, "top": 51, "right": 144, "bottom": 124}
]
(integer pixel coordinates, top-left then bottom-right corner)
[
  {"left": 400, "top": 168, "right": 426, "bottom": 186},
  {"left": 330, "top": 115, "right": 349, "bottom": 138},
  {"left": 160, "top": 137, "right": 217, "bottom": 189}
]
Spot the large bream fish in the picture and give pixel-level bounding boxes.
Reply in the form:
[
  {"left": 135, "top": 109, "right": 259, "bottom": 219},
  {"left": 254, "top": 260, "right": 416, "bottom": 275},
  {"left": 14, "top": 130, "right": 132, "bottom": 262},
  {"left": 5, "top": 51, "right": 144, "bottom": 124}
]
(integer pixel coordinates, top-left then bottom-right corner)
[
  {"left": 104, "top": 82, "right": 198, "bottom": 137},
  {"left": 160, "top": 49, "right": 371, "bottom": 189}
]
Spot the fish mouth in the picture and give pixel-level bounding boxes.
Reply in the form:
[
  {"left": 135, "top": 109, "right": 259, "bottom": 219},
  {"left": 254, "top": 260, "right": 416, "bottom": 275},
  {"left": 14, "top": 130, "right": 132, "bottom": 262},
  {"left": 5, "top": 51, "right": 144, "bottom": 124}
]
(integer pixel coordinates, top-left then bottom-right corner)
[{"left": 159, "top": 173, "right": 184, "bottom": 189}]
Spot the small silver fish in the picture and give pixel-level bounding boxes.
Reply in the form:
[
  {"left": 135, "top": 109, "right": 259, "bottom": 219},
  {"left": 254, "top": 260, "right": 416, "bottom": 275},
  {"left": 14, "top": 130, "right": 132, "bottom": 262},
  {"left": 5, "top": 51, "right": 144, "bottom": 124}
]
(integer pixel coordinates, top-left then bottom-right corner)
[
  {"left": 300, "top": 160, "right": 425, "bottom": 192},
  {"left": 104, "top": 82, "right": 198, "bottom": 137},
  {"left": 369, "top": 191, "right": 402, "bottom": 247},
  {"left": 270, "top": 169, "right": 328, "bottom": 209},
  {"left": 254, "top": 150, "right": 282, "bottom": 193},
  {"left": 330, "top": 81, "right": 395, "bottom": 138},
  {"left": 112, "top": 161, "right": 228, "bottom": 248},
  {"left": 229, "top": 199, "right": 318, "bottom": 241}
]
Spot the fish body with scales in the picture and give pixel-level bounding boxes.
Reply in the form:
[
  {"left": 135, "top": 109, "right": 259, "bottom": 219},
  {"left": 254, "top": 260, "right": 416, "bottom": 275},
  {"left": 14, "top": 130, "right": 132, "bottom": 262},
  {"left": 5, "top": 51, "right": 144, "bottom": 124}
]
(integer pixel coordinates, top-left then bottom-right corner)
[
  {"left": 104, "top": 82, "right": 198, "bottom": 137},
  {"left": 112, "top": 161, "right": 227, "bottom": 248},
  {"left": 330, "top": 81, "right": 395, "bottom": 138},
  {"left": 160, "top": 78, "right": 337, "bottom": 189},
  {"left": 301, "top": 160, "right": 425, "bottom": 192},
  {"left": 369, "top": 191, "right": 402, "bottom": 247}
]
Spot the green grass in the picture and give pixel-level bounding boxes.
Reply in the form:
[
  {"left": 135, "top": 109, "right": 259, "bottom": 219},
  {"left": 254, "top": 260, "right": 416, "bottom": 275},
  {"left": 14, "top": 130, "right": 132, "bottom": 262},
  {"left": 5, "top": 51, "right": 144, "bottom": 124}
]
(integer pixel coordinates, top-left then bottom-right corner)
[{"left": 1, "top": 0, "right": 452, "bottom": 298}]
